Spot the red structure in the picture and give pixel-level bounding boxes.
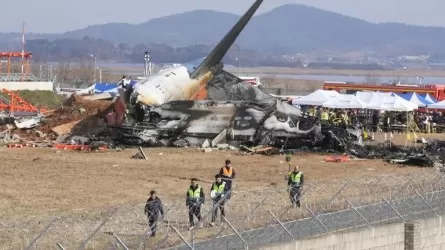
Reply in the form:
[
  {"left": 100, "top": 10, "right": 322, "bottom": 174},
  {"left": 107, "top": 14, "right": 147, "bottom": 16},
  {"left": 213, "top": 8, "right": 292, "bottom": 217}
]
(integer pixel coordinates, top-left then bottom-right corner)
[
  {"left": 323, "top": 81, "right": 445, "bottom": 101},
  {"left": 0, "top": 88, "right": 46, "bottom": 113},
  {"left": 0, "top": 51, "right": 32, "bottom": 79}
]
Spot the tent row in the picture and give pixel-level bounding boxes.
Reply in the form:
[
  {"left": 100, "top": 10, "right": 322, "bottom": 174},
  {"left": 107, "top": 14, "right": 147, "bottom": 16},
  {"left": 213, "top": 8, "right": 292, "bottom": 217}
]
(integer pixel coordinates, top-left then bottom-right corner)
[{"left": 291, "top": 90, "right": 443, "bottom": 111}]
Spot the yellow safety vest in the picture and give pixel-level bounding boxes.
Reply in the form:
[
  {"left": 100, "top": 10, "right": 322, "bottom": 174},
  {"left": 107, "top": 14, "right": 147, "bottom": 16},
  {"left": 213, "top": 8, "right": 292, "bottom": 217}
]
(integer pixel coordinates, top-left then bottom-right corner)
[
  {"left": 212, "top": 182, "right": 226, "bottom": 194},
  {"left": 321, "top": 112, "right": 329, "bottom": 120},
  {"left": 188, "top": 186, "right": 201, "bottom": 199},
  {"left": 308, "top": 108, "right": 315, "bottom": 117},
  {"left": 290, "top": 172, "right": 303, "bottom": 185}
]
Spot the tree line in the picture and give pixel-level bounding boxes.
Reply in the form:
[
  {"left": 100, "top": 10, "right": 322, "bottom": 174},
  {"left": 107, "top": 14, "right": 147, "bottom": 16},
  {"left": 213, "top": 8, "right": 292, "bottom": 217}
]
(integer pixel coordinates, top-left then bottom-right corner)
[{"left": 26, "top": 36, "right": 303, "bottom": 67}]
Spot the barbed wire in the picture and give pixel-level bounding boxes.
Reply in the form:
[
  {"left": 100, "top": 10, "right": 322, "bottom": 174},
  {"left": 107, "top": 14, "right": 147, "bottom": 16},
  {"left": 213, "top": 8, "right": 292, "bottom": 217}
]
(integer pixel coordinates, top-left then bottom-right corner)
[{"left": 1, "top": 171, "right": 444, "bottom": 250}]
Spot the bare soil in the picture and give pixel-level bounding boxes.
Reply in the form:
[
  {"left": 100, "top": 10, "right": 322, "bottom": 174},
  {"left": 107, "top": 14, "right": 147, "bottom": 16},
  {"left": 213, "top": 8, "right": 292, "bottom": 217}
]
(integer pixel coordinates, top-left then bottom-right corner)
[{"left": 0, "top": 133, "right": 434, "bottom": 220}]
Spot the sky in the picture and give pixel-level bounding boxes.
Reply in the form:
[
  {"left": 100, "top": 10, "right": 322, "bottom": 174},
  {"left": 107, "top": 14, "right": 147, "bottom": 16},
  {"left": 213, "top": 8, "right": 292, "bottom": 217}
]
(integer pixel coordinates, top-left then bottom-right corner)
[{"left": 2, "top": 0, "right": 445, "bottom": 33}]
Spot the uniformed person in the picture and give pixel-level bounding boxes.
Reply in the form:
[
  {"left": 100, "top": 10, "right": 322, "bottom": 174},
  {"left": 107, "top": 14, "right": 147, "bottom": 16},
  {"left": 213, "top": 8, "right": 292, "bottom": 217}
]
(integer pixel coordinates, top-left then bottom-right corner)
[
  {"left": 210, "top": 174, "right": 229, "bottom": 226},
  {"left": 287, "top": 165, "right": 304, "bottom": 208},
  {"left": 219, "top": 160, "right": 235, "bottom": 199},
  {"left": 144, "top": 190, "right": 164, "bottom": 237},
  {"left": 186, "top": 178, "right": 205, "bottom": 230},
  {"left": 307, "top": 106, "right": 315, "bottom": 117},
  {"left": 321, "top": 108, "right": 329, "bottom": 124}
]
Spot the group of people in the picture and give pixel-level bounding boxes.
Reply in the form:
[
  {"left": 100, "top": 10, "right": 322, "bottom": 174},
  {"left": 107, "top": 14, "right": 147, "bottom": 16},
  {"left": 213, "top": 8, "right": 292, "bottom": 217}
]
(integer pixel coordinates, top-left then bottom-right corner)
[
  {"left": 144, "top": 160, "right": 236, "bottom": 236},
  {"left": 143, "top": 159, "right": 305, "bottom": 237}
]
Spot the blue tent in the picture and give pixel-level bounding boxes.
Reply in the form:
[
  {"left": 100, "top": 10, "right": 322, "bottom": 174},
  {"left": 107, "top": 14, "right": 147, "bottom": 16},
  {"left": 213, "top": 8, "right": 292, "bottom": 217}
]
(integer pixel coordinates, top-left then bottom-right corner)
[
  {"left": 422, "top": 93, "right": 437, "bottom": 103},
  {"left": 396, "top": 92, "right": 432, "bottom": 107},
  {"left": 94, "top": 83, "right": 118, "bottom": 93}
]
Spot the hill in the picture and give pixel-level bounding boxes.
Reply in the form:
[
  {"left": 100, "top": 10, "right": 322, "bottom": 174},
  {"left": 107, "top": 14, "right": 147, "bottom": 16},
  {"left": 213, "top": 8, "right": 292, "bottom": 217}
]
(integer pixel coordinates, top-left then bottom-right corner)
[{"left": 2, "top": 4, "right": 445, "bottom": 54}]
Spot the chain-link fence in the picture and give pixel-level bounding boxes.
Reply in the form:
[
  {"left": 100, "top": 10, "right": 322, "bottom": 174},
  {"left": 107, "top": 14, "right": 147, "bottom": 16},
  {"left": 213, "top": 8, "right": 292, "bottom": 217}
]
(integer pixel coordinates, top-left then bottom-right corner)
[{"left": 2, "top": 171, "right": 445, "bottom": 250}]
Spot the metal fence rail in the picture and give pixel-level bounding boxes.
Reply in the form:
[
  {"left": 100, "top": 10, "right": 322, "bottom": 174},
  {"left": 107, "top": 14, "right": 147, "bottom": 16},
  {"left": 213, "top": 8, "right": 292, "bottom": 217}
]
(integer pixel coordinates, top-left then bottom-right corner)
[{"left": 1, "top": 171, "right": 445, "bottom": 250}]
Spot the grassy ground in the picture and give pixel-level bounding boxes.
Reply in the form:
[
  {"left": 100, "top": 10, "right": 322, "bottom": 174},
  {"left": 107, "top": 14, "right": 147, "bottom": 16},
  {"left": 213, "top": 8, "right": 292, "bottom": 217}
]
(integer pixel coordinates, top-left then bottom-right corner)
[{"left": 0, "top": 90, "right": 65, "bottom": 110}]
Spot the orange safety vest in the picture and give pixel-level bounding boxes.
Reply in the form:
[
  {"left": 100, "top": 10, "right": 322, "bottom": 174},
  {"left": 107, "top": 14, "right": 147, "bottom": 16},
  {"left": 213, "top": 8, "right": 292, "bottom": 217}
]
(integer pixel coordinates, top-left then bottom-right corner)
[{"left": 222, "top": 166, "right": 233, "bottom": 177}]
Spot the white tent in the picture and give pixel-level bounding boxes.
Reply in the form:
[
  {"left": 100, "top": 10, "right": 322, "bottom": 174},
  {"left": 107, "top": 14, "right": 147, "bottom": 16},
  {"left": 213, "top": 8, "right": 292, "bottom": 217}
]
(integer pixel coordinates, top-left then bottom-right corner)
[
  {"left": 292, "top": 90, "right": 339, "bottom": 106},
  {"left": 424, "top": 93, "right": 437, "bottom": 104},
  {"left": 427, "top": 99, "right": 445, "bottom": 109},
  {"left": 322, "top": 94, "right": 367, "bottom": 109},
  {"left": 406, "top": 94, "right": 427, "bottom": 108},
  {"left": 354, "top": 91, "right": 379, "bottom": 103},
  {"left": 367, "top": 95, "right": 418, "bottom": 111}
]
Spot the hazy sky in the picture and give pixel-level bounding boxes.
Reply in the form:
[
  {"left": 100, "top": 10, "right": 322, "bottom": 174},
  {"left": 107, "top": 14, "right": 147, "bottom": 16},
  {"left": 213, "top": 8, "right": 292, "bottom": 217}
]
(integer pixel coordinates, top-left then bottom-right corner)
[{"left": 2, "top": 0, "right": 445, "bottom": 33}]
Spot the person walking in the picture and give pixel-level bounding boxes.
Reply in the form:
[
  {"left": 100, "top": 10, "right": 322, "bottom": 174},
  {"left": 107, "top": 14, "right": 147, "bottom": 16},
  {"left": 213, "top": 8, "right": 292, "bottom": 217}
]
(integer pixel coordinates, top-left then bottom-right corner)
[
  {"left": 144, "top": 190, "right": 164, "bottom": 237},
  {"left": 210, "top": 174, "right": 229, "bottom": 226},
  {"left": 219, "top": 159, "right": 236, "bottom": 199},
  {"left": 186, "top": 178, "right": 205, "bottom": 230},
  {"left": 287, "top": 165, "right": 304, "bottom": 208}
]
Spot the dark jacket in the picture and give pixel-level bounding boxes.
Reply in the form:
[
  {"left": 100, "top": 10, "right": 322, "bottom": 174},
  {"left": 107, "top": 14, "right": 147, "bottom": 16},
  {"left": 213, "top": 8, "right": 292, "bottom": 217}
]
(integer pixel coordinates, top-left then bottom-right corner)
[
  {"left": 288, "top": 171, "right": 304, "bottom": 187},
  {"left": 186, "top": 185, "right": 205, "bottom": 206},
  {"left": 144, "top": 196, "right": 164, "bottom": 218}
]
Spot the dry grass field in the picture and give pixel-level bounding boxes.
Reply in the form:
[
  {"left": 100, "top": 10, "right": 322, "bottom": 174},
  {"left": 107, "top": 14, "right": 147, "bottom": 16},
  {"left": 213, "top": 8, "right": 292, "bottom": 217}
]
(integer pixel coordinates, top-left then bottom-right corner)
[
  {"left": 1, "top": 132, "right": 444, "bottom": 249},
  {"left": 0, "top": 132, "right": 442, "bottom": 220}
]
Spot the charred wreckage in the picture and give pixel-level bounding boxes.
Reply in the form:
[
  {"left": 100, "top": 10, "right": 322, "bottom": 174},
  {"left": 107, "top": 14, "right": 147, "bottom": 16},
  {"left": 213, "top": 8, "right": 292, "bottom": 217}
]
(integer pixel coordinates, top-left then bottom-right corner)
[{"left": 110, "top": 69, "right": 349, "bottom": 150}]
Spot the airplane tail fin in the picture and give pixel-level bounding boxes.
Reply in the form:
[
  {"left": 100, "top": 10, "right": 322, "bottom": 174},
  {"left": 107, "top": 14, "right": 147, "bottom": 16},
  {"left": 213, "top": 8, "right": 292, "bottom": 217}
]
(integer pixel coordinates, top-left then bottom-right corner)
[{"left": 190, "top": 0, "right": 263, "bottom": 78}]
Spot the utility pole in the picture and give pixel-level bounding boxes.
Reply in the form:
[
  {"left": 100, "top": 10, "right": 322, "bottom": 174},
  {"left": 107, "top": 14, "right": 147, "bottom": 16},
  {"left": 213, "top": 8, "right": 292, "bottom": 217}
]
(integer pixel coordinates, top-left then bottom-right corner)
[
  {"left": 90, "top": 54, "right": 96, "bottom": 83},
  {"left": 235, "top": 58, "right": 240, "bottom": 76},
  {"left": 21, "top": 22, "right": 25, "bottom": 81}
]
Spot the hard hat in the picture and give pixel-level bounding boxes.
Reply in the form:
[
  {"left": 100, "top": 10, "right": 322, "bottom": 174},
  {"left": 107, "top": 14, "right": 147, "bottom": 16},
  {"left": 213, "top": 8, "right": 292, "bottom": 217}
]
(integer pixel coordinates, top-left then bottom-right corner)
[{"left": 210, "top": 190, "right": 216, "bottom": 199}]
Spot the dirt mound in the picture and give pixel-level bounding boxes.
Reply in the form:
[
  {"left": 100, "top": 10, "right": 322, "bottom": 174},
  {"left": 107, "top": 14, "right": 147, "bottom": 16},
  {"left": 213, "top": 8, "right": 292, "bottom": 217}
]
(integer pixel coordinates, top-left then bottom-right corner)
[{"left": 39, "top": 94, "right": 114, "bottom": 135}]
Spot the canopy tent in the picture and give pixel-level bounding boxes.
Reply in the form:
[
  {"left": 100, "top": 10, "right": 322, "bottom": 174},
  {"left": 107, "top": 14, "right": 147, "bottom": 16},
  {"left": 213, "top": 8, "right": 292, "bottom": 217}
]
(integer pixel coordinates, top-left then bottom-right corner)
[
  {"left": 322, "top": 94, "right": 367, "bottom": 109},
  {"left": 396, "top": 93, "right": 432, "bottom": 107},
  {"left": 427, "top": 99, "right": 445, "bottom": 109},
  {"left": 94, "top": 83, "right": 119, "bottom": 93},
  {"left": 367, "top": 95, "right": 418, "bottom": 111},
  {"left": 354, "top": 91, "right": 394, "bottom": 103},
  {"left": 423, "top": 93, "right": 437, "bottom": 104},
  {"left": 292, "top": 89, "right": 339, "bottom": 106},
  {"left": 361, "top": 92, "right": 394, "bottom": 106}
]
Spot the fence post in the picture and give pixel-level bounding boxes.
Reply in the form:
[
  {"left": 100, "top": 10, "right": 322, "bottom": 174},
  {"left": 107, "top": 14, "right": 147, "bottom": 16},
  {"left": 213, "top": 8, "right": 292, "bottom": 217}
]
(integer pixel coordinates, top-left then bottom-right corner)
[
  {"left": 112, "top": 233, "right": 129, "bottom": 250},
  {"left": 78, "top": 208, "right": 119, "bottom": 250},
  {"left": 321, "top": 182, "right": 349, "bottom": 212},
  {"left": 171, "top": 226, "right": 193, "bottom": 250},
  {"left": 24, "top": 217, "right": 57, "bottom": 250},
  {"left": 345, "top": 199, "right": 372, "bottom": 228},
  {"left": 382, "top": 197, "right": 405, "bottom": 222},
  {"left": 305, "top": 205, "right": 329, "bottom": 232},
  {"left": 268, "top": 210, "right": 294, "bottom": 240},
  {"left": 415, "top": 190, "right": 439, "bottom": 217},
  {"left": 56, "top": 243, "right": 66, "bottom": 250},
  {"left": 223, "top": 217, "right": 248, "bottom": 249}
]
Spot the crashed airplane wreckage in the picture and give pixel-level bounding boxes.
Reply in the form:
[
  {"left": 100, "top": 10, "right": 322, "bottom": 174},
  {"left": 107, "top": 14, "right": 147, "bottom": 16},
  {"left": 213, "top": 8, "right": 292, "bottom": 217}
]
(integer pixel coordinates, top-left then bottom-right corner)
[
  {"left": 107, "top": 0, "right": 358, "bottom": 149},
  {"left": 111, "top": 69, "right": 358, "bottom": 149}
]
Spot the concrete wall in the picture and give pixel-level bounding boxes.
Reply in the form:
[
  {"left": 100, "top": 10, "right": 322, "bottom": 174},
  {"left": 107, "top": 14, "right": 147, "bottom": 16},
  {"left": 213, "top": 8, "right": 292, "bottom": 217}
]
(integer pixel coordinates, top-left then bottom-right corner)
[
  {"left": 0, "top": 82, "right": 54, "bottom": 91},
  {"left": 258, "top": 216, "right": 445, "bottom": 250},
  {"left": 416, "top": 216, "right": 445, "bottom": 249}
]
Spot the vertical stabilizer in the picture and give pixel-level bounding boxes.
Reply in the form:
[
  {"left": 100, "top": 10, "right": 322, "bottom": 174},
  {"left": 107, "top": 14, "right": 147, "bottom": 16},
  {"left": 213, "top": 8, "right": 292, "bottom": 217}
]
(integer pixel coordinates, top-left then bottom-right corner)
[{"left": 190, "top": 0, "right": 263, "bottom": 78}]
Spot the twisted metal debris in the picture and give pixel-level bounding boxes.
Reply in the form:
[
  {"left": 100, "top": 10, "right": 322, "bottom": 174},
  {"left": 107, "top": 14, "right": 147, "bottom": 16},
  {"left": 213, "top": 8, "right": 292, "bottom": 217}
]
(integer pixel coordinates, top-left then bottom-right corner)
[{"left": 2, "top": 171, "right": 445, "bottom": 249}]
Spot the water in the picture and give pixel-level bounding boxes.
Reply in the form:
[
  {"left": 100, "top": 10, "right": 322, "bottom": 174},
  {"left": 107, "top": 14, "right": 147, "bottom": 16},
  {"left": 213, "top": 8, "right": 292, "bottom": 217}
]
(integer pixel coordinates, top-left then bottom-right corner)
[
  {"left": 53, "top": 61, "right": 445, "bottom": 84},
  {"left": 255, "top": 73, "right": 445, "bottom": 85}
]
